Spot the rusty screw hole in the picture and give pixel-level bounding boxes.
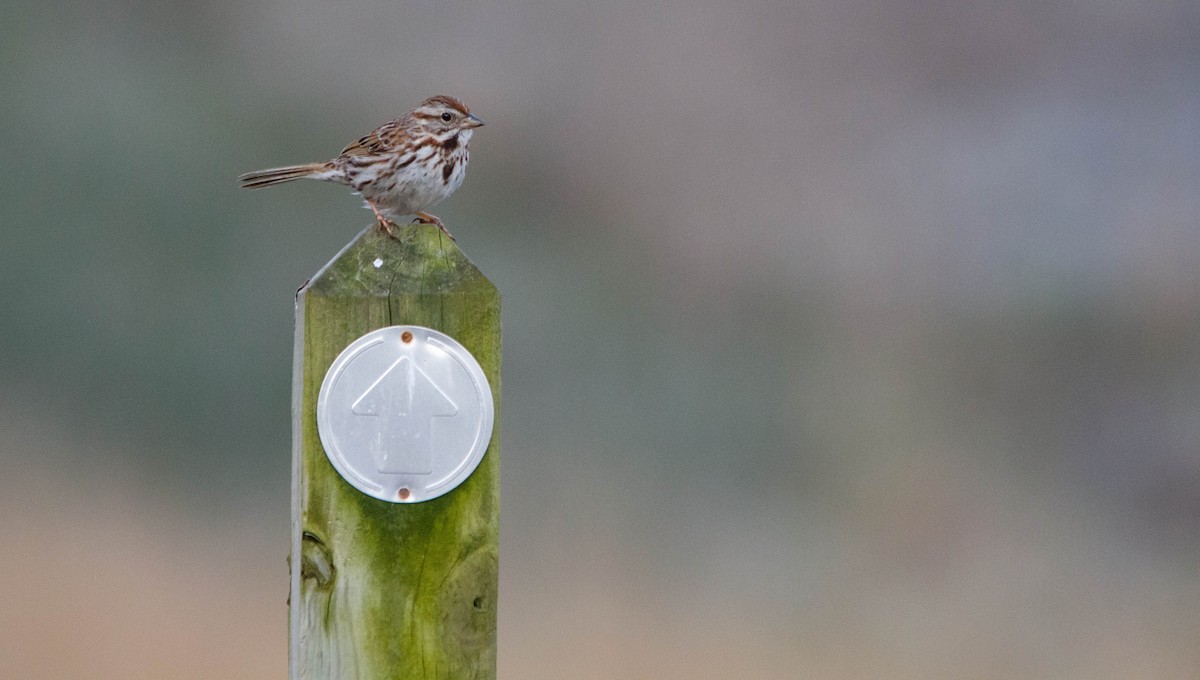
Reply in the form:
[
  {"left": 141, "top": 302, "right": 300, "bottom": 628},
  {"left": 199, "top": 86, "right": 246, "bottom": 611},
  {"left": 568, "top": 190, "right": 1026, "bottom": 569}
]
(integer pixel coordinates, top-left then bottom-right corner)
[
  {"left": 401, "top": 331, "right": 413, "bottom": 344},
  {"left": 398, "top": 487, "right": 411, "bottom": 500}
]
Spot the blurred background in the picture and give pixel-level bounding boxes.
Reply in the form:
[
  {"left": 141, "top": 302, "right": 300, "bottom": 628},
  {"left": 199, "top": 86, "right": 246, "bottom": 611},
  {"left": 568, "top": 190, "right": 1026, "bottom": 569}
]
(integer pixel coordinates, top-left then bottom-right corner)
[{"left": 2, "top": 0, "right": 1198, "bottom": 677}]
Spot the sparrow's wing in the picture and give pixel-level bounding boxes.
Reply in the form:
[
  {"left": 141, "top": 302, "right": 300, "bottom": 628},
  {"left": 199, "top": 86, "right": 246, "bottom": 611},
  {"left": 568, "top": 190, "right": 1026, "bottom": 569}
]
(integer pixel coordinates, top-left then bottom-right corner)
[{"left": 338, "top": 119, "right": 405, "bottom": 158}]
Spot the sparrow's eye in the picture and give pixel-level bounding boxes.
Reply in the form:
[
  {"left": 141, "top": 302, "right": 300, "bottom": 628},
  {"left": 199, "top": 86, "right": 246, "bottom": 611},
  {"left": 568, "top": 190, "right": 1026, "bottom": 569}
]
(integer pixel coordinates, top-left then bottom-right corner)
[{"left": 441, "top": 112, "right": 453, "bottom": 122}]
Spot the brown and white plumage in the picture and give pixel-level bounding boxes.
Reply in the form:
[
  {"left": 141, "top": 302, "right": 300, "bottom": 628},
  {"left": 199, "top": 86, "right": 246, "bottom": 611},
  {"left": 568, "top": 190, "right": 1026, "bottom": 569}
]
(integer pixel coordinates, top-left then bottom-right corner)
[{"left": 239, "top": 95, "right": 484, "bottom": 239}]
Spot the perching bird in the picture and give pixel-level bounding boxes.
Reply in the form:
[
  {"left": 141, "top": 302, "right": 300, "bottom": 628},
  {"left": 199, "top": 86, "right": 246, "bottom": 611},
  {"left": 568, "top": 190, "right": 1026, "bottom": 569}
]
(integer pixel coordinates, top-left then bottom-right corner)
[{"left": 238, "top": 95, "right": 483, "bottom": 239}]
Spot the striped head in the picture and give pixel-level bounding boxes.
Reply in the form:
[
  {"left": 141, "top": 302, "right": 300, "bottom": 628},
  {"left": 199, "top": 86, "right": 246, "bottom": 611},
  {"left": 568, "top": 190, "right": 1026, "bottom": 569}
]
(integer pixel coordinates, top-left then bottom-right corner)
[{"left": 408, "top": 95, "right": 484, "bottom": 141}]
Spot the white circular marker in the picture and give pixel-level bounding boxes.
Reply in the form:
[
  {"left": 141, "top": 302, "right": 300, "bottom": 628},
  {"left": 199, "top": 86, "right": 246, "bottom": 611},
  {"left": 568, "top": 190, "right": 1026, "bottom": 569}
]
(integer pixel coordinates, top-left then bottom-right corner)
[{"left": 316, "top": 326, "right": 494, "bottom": 503}]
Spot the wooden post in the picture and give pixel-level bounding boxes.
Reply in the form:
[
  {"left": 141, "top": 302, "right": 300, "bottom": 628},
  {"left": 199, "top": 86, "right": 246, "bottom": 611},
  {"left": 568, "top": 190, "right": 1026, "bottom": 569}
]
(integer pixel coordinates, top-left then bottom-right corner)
[{"left": 291, "top": 225, "right": 500, "bottom": 679}]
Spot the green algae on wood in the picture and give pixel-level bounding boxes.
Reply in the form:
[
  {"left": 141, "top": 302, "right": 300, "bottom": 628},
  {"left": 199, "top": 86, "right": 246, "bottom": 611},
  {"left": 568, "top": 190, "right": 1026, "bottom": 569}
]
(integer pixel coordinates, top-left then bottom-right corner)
[{"left": 291, "top": 225, "right": 500, "bottom": 679}]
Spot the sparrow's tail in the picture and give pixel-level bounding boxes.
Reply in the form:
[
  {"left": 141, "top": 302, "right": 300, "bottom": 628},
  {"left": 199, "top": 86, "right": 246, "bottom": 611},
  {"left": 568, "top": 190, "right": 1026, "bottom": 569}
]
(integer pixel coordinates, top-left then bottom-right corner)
[{"left": 238, "top": 162, "right": 333, "bottom": 189}]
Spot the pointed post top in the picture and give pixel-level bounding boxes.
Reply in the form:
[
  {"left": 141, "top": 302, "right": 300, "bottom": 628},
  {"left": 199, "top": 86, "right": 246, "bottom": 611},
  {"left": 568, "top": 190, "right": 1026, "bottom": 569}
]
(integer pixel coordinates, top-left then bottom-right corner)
[{"left": 302, "top": 225, "right": 494, "bottom": 298}]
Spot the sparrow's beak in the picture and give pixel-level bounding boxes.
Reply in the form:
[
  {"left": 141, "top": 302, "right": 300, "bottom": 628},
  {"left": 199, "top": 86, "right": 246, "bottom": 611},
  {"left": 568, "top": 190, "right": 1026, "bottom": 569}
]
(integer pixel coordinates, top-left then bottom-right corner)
[{"left": 464, "top": 114, "right": 485, "bottom": 128}]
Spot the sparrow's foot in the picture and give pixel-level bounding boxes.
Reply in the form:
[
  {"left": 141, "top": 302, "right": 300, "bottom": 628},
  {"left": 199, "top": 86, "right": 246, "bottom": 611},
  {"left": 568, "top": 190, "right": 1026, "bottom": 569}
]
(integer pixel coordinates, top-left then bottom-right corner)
[
  {"left": 367, "top": 200, "right": 398, "bottom": 238},
  {"left": 414, "top": 211, "right": 455, "bottom": 241}
]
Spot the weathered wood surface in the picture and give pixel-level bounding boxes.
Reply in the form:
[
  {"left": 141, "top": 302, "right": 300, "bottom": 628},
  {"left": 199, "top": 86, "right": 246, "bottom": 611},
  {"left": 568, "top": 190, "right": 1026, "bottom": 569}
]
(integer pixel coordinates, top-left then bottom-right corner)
[{"left": 291, "top": 225, "right": 500, "bottom": 679}]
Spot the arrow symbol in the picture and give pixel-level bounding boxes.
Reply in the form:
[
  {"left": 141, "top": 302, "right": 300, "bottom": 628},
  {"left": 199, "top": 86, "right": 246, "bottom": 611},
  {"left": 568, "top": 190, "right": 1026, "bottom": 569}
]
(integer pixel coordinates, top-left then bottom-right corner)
[{"left": 351, "top": 355, "right": 458, "bottom": 474}]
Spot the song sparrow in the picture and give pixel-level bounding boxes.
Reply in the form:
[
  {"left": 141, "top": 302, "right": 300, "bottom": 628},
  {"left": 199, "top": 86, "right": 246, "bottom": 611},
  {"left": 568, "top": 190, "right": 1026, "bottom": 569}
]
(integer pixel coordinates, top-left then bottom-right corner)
[{"left": 238, "top": 95, "right": 483, "bottom": 239}]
